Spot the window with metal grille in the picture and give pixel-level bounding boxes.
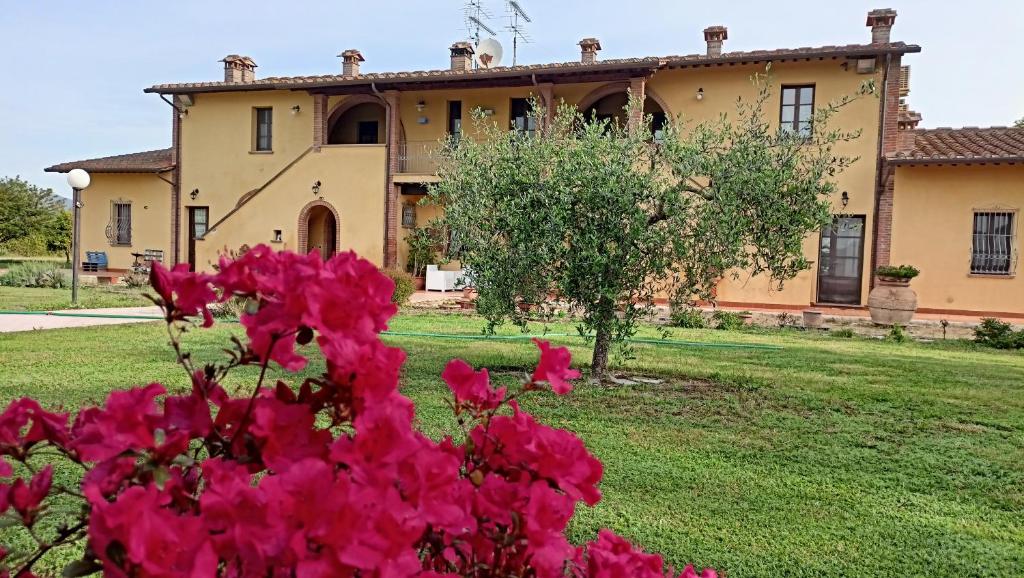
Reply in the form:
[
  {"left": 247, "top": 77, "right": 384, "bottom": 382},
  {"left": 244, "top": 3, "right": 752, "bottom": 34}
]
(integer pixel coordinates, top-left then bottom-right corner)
[
  {"left": 780, "top": 85, "right": 814, "bottom": 138},
  {"left": 971, "top": 211, "right": 1017, "bottom": 275},
  {"left": 254, "top": 107, "right": 273, "bottom": 151},
  {"left": 107, "top": 202, "right": 131, "bottom": 246}
]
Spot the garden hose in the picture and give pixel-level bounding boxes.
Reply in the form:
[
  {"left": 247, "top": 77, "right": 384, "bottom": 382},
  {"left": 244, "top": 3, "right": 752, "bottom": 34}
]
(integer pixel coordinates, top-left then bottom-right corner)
[{"left": 0, "top": 311, "right": 782, "bottom": 350}]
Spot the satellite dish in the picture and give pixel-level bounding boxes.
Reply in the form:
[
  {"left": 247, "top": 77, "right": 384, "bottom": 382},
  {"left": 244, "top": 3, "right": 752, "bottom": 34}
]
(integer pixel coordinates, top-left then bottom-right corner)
[{"left": 475, "top": 37, "right": 503, "bottom": 68}]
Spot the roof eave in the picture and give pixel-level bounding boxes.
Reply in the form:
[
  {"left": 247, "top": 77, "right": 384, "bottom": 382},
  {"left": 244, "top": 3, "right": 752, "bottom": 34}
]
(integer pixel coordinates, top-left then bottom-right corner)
[
  {"left": 886, "top": 156, "right": 1024, "bottom": 167},
  {"left": 43, "top": 165, "right": 176, "bottom": 174}
]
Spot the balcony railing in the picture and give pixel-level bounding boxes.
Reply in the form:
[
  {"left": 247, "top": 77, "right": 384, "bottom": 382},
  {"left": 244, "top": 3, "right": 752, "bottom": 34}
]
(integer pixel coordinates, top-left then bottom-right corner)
[{"left": 398, "top": 140, "right": 443, "bottom": 174}]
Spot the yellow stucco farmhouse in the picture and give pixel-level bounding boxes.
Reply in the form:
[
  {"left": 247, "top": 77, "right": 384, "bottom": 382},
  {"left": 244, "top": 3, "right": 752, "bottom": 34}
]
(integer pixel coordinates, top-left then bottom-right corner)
[{"left": 46, "top": 9, "right": 1024, "bottom": 317}]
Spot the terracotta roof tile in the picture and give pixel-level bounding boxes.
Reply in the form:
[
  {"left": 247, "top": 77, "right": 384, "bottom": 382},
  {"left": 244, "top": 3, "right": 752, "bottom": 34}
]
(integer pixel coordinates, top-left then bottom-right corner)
[
  {"left": 45, "top": 148, "right": 174, "bottom": 173},
  {"left": 145, "top": 42, "right": 920, "bottom": 94},
  {"left": 888, "top": 127, "right": 1024, "bottom": 164}
]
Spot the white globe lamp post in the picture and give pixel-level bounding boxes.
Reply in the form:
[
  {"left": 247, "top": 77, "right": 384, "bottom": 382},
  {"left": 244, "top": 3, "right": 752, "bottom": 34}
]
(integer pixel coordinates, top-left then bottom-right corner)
[{"left": 66, "top": 169, "right": 91, "bottom": 304}]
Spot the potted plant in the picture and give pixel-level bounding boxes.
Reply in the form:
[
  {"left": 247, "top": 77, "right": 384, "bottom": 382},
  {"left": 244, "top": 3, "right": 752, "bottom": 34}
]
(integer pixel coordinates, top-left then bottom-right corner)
[
  {"left": 802, "top": 308, "right": 824, "bottom": 329},
  {"left": 867, "top": 264, "right": 920, "bottom": 325},
  {"left": 405, "top": 226, "right": 438, "bottom": 291}
]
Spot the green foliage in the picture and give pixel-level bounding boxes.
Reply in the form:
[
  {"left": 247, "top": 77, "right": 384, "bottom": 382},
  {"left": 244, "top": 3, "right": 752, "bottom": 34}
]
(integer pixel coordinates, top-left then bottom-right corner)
[
  {"left": 0, "top": 176, "right": 65, "bottom": 247},
  {"left": 381, "top": 268, "right": 416, "bottom": 306},
  {"left": 432, "top": 76, "right": 867, "bottom": 377},
  {"left": 669, "top": 305, "right": 707, "bottom": 328},
  {"left": 973, "top": 317, "right": 1024, "bottom": 349},
  {"left": 1015, "top": 117, "right": 1024, "bottom": 129},
  {"left": 886, "top": 323, "right": 908, "bottom": 343},
  {"left": 122, "top": 272, "right": 150, "bottom": 289},
  {"left": 712, "top": 310, "right": 745, "bottom": 331},
  {"left": 45, "top": 210, "right": 72, "bottom": 263},
  {"left": 0, "top": 261, "right": 68, "bottom": 288},
  {"left": 0, "top": 233, "right": 48, "bottom": 257},
  {"left": 831, "top": 327, "right": 855, "bottom": 338},
  {"left": 875, "top": 264, "right": 920, "bottom": 280},
  {"left": 404, "top": 226, "right": 439, "bottom": 278}
]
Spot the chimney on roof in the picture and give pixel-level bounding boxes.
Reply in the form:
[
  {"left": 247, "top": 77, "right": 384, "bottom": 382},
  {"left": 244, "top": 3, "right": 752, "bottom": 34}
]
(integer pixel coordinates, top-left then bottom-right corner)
[
  {"left": 221, "top": 55, "right": 256, "bottom": 83},
  {"left": 866, "top": 8, "right": 897, "bottom": 44},
  {"left": 579, "top": 38, "right": 602, "bottom": 64},
  {"left": 339, "top": 49, "right": 364, "bottom": 77},
  {"left": 450, "top": 42, "right": 474, "bottom": 72},
  {"left": 703, "top": 26, "right": 728, "bottom": 57}
]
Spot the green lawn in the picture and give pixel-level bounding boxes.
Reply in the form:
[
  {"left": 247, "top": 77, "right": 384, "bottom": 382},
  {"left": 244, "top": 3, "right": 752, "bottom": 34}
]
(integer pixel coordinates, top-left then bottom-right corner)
[
  {"left": 0, "top": 285, "right": 151, "bottom": 311},
  {"left": 0, "top": 313, "right": 1022, "bottom": 576}
]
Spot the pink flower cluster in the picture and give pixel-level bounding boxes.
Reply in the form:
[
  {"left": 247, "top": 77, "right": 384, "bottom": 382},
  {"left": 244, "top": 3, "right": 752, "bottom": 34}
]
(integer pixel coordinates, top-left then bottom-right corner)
[{"left": 0, "top": 246, "right": 715, "bottom": 578}]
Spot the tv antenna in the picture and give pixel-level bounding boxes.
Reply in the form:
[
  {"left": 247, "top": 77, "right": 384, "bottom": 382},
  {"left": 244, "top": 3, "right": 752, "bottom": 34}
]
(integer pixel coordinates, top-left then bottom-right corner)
[
  {"left": 464, "top": 0, "right": 497, "bottom": 49},
  {"left": 505, "top": 1, "right": 532, "bottom": 66}
]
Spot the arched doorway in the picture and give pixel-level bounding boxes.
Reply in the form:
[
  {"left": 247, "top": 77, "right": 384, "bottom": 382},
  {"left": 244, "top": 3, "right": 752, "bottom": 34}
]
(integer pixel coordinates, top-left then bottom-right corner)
[
  {"left": 327, "top": 97, "right": 387, "bottom": 144},
  {"left": 578, "top": 83, "right": 670, "bottom": 140},
  {"left": 297, "top": 200, "right": 340, "bottom": 260}
]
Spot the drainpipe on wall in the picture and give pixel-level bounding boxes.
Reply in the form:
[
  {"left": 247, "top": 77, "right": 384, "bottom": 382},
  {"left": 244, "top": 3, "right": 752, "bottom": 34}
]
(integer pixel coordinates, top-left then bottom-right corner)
[{"left": 160, "top": 94, "right": 184, "bottom": 265}]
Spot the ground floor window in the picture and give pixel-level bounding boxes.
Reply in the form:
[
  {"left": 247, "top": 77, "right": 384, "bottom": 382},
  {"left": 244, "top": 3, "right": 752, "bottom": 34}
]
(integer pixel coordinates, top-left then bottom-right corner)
[
  {"left": 971, "top": 211, "right": 1016, "bottom": 275},
  {"left": 107, "top": 201, "right": 132, "bottom": 246}
]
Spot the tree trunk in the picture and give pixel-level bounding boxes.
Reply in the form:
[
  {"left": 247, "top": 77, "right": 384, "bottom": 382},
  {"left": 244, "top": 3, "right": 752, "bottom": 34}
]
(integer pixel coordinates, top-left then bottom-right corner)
[{"left": 590, "top": 325, "right": 612, "bottom": 382}]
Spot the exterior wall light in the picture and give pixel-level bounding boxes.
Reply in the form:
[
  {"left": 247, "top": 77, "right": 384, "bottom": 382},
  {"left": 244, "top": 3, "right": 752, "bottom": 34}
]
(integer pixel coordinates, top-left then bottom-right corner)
[
  {"left": 291, "top": 105, "right": 301, "bottom": 114},
  {"left": 312, "top": 180, "right": 322, "bottom": 196},
  {"left": 416, "top": 100, "right": 426, "bottom": 112},
  {"left": 696, "top": 87, "right": 704, "bottom": 101},
  {"left": 190, "top": 188, "right": 200, "bottom": 200},
  {"left": 841, "top": 191, "right": 850, "bottom": 209}
]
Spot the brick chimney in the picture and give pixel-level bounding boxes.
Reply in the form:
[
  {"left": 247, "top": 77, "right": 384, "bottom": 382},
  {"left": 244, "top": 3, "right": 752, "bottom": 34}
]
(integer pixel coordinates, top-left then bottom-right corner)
[
  {"left": 221, "top": 55, "right": 256, "bottom": 83},
  {"left": 339, "top": 49, "right": 364, "bottom": 77},
  {"left": 450, "top": 42, "right": 474, "bottom": 72},
  {"left": 703, "top": 26, "right": 728, "bottom": 57},
  {"left": 579, "top": 38, "right": 602, "bottom": 64},
  {"left": 866, "top": 8, "right": 897, "bottom": 44}
]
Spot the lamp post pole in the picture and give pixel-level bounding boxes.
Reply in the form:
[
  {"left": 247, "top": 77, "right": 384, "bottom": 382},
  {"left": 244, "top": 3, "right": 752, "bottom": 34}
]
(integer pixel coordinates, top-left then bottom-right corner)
[
  {"left": 66, "top": 169, "right": 91, "bottom": 305},
  {"left": 71, "top": 186, "right": 82, "bottom": 304}
]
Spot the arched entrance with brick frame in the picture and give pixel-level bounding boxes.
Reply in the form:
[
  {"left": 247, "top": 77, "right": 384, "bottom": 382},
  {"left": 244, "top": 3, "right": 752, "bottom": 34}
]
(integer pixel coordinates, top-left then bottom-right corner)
[
  {"left": 326, "top": 95, "right": 388, "bottom": 145},
  {"left": 576, "top": 81, "right": 671, "bottom": 136},
  {"left": 297, "top": 200, "right": 341, "bottom": 260}
]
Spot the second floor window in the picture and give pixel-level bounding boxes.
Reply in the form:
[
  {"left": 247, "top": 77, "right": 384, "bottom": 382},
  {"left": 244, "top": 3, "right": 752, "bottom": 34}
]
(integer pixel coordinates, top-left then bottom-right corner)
[
  {"left": 780, "top": 85, "right": 814, "bottom": 137},
  {"left": 448, "top": 101, "right": 462, "bottom": 141},
  {"left": 510, "top": 98, "right": 536, "bottom": 137},
  {"left": 254, "top": 107, "right": 273, "bottom": 151},
  {"left": 971, "top": 210, "right": 1017, "bottom": 275}
]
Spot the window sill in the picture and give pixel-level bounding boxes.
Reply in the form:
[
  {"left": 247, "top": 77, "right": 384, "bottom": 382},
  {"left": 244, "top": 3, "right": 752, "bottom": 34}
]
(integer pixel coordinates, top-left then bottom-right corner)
[
  {"left": 968, "top": 273, "right": 1016, "bottom": 279},
  {"left": 249, "top": 150, "right": 274, "bottom": 155}
]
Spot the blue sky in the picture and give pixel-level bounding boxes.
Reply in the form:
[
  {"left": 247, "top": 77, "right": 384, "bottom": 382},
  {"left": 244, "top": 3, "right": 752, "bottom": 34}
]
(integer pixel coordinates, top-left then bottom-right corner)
[{"left": 1, "top": 0, "right": 1021, "bottom": 198}]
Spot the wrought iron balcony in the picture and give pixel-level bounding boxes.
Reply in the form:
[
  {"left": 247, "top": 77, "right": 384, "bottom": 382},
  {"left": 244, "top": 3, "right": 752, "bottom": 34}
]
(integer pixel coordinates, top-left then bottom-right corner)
[{"left": 397, "top": 140, "right": 442, "bottom": 174}]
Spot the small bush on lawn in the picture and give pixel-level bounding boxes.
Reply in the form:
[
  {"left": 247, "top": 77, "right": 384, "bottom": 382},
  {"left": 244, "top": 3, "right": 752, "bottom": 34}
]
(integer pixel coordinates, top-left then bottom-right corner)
[
  {"left": 831, "top": 327, "right": 855, "bottom": 338},
  {"left": 380, "top": 267, "right": 416, "bottom": 306},
  {"left": 974, "top": 317, "right": 1024, "bottom": 349},
  {"left": 670, "top": 305, "right": 707, "bottom": 328},
  {"left": 122, "top": 272, "right": 150, "bottom": 289},
  {"left": 0, "top": 261, "right": 67, "bottom": 288},
  {"left": 887, "top": 323, "right": 908, "bottom": 343},
  {"left": 713, "top": 310, "right": 745, "bottom": 331}
]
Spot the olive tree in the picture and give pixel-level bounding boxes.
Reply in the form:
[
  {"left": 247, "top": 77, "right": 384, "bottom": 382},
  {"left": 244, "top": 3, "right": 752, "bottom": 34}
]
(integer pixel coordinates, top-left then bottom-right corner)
[{"left": 432, "top": 76, "right": 872, "bottom": 379}]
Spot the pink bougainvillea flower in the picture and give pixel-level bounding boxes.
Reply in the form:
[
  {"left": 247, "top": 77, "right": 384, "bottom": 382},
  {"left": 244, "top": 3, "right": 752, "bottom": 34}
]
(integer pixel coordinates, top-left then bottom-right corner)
[
  {"left": 150, "top": 262, "right": 217, "bottom": 327},
  {"left": 442, "top": 359, "right": 506, "bottom": 411},
  {"left": 531, "top": 339, "right": 581, "bottom": 394},
  {"left": 679, "top": 564, "right": 719, "bottom": 578},
  {"left": 8, "top": 466, "right": 52, "bottom": 525},
  {"left": 71, "top": 383, "right": 166, "bottom": 462}
]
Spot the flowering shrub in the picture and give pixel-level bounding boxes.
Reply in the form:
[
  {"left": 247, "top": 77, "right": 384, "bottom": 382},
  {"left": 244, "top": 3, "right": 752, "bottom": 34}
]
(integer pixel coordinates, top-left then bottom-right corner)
[{"left": 0, "top": 246, "right": 715, "bottom": 578}]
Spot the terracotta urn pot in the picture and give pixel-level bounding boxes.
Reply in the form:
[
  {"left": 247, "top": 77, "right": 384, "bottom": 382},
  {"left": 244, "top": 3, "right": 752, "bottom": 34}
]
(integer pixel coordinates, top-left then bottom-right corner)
[
  {"left": 867, "top": 277, "right": 918, "bottom": 325},
  {"left": 413, "top": 276, "right": 426, "bottom": 291}
]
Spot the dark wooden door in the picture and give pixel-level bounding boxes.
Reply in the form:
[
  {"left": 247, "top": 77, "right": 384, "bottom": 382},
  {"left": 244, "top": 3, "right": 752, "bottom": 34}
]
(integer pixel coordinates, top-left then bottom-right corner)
[
  {"left": 816, "top": 216, "right": 865, "bottom": 305},
  {"left": 187, "top": 207, "right": 209, "bottom": 271}
]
